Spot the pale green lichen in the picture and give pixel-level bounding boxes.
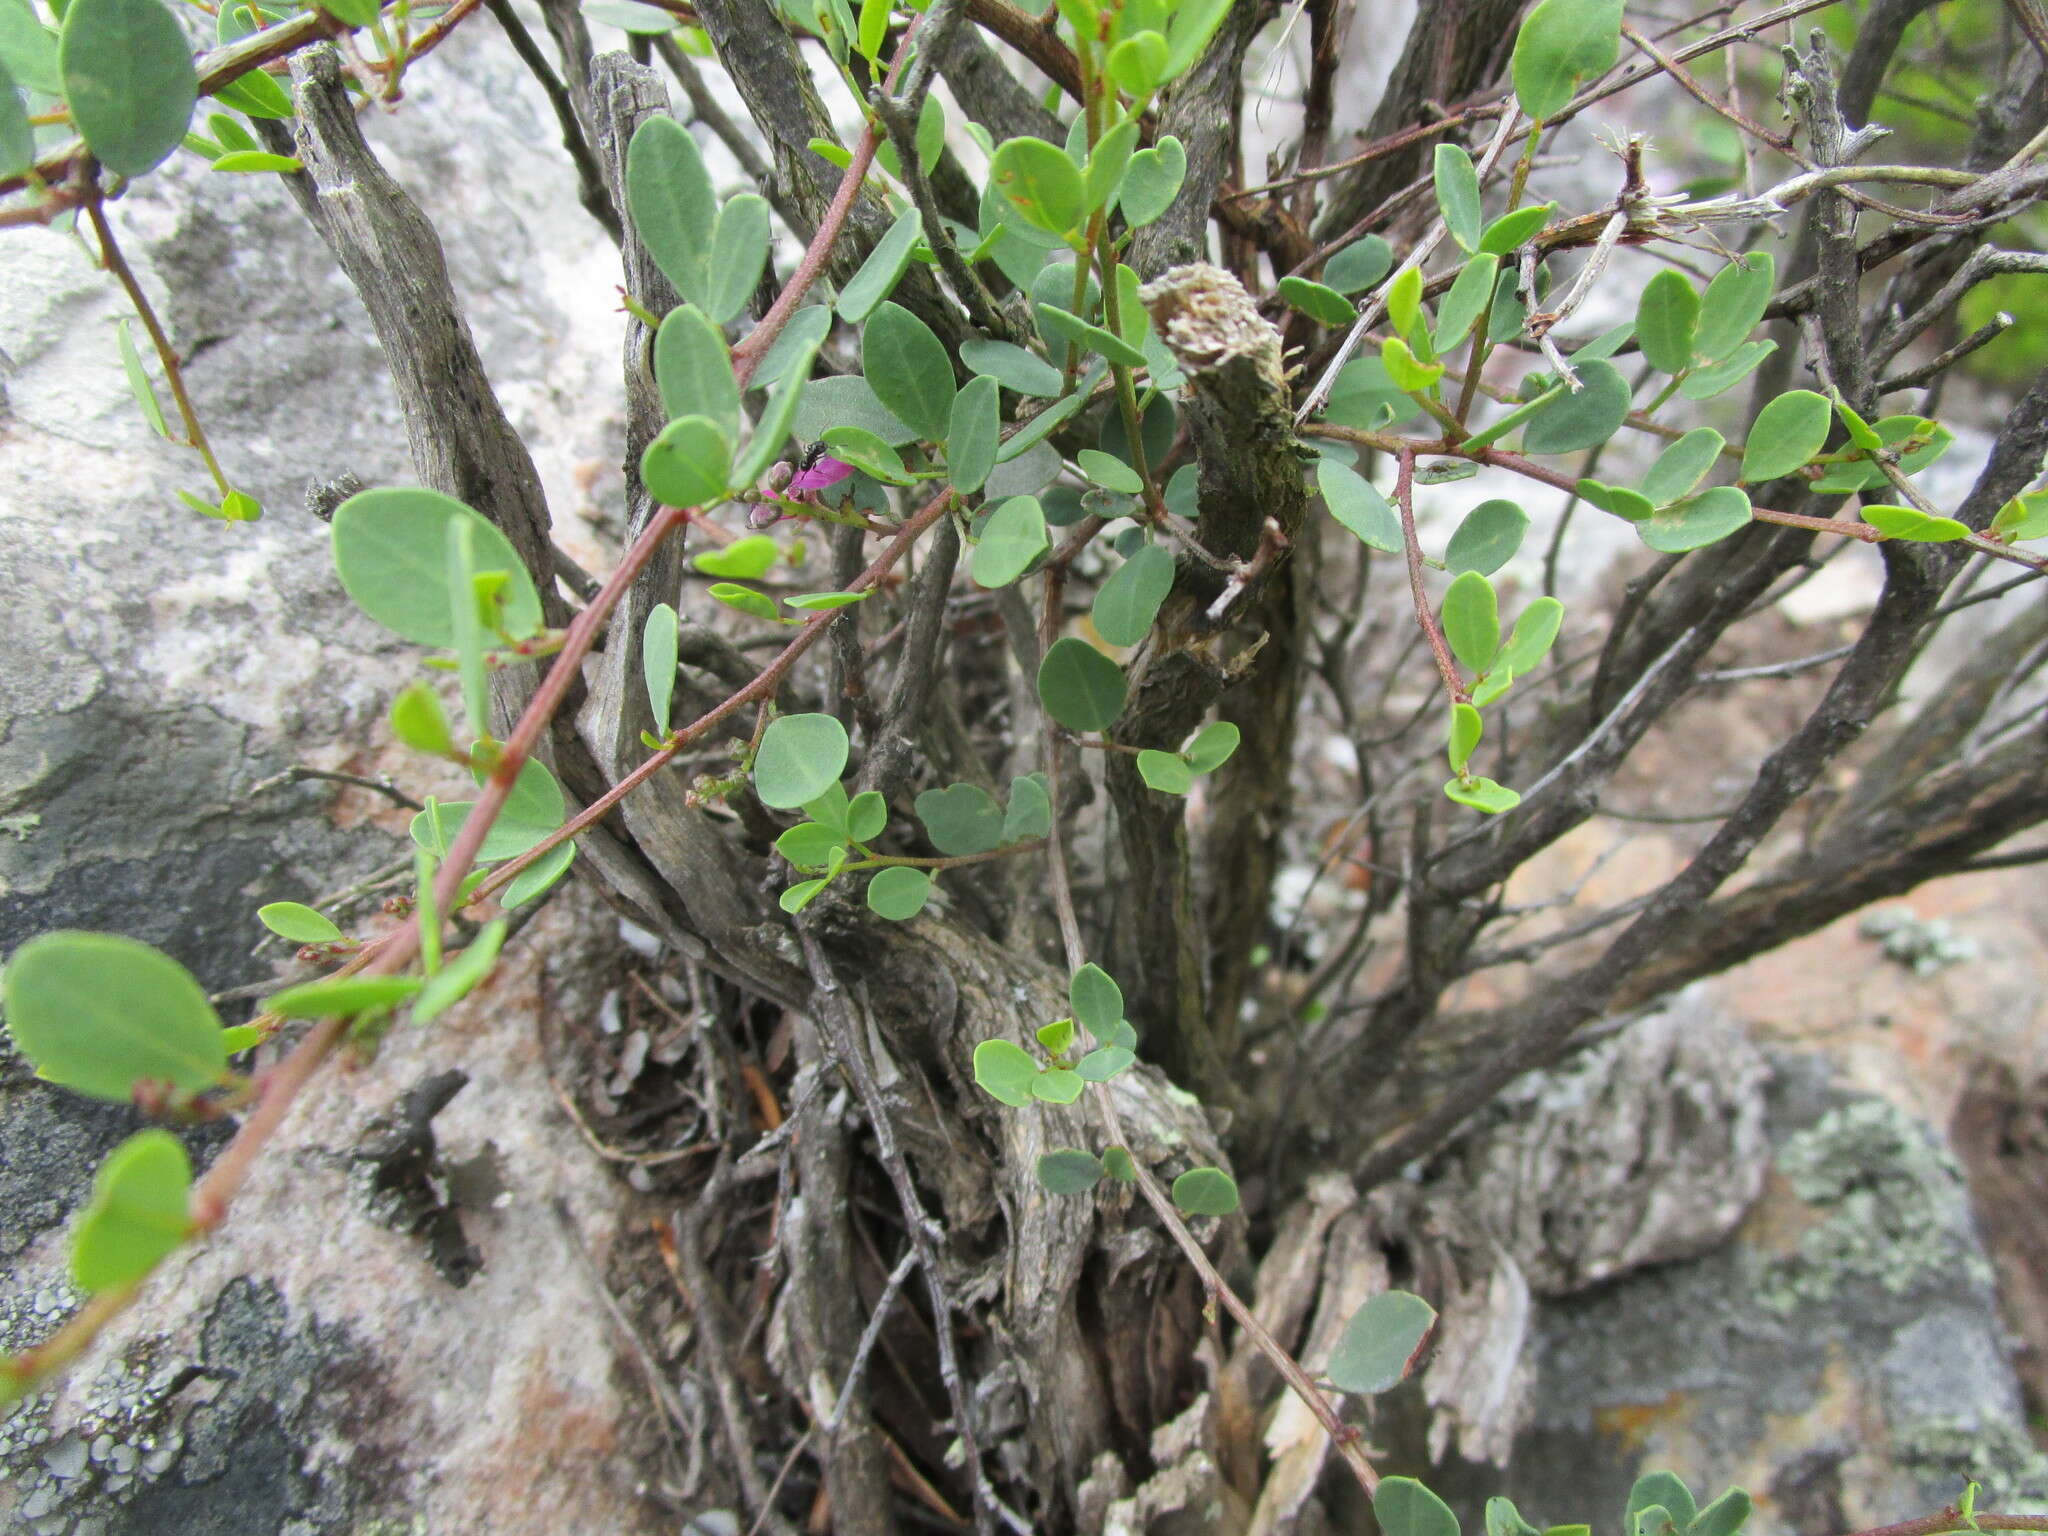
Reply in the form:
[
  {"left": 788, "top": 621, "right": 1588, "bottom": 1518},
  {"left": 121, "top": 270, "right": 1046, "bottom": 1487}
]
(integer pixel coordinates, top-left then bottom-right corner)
[
  {"left": 1761, "top": 1100, "right": 1991, "bottom": 1313},
  {"left": 1859, "top": 907, "right": 1979, "bottom": 976},
  {"left": 1897, "top": 1418, "right": 2048, "bottom": 1504}
]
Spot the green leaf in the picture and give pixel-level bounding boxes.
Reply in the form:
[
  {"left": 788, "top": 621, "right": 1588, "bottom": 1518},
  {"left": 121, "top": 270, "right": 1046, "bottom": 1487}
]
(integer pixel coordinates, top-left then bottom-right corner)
[
  {"left": 1318, "top": 459, "right": 1404, "bottom": 552},
  {"left": 1635, "top": 270, "right": 1700, "bottom": 375},
  {"left": 1522, "top": 359, "right": 1630, "bottom": 454},
  {"left": 1077, "top": 448, "right": 1144, "bottom": 494},
  {"left": 1038, "top": 636, "right": 1128, "bottom": 732},
  {"left": 643, "top": 602, "right": 679, "bottom": 738},
  {"left": 477, "top": 750, "right": 566, "bottom": 828},
  {"left": 1036, "top": 1148, "right": 1104, "bottom": 1193},
  {"left": 1325, "top": 235, "right": 1393, "bottom": 294},
  {"left": 1137, "top": 749, "right": 1193, "bottom": 794},
  {"left": 1107, "top": 29, "right": 1169, "bottom": 97},
  {"left": 1992, "top": 490, "right": 2048, "bottom": 542},
  {"left": 625, "top": 116, "right": 716, "bottom": 305},
  {"left": 990, "top": 135, "right": 1086, "bottom": 240},
  {"left": 733, "top": 340, "right": 821, "bottom": 489},
  {"left": 961, "top": 338, "right": 1064, "bottom": 398},
  {"left": 1161, "top": 0, "right": 1230, "bottom": 80},
  {"left": 754, "top": 713, "right": 849, "bottom": 809},
  {"left": 0, "top": 58, "right": 30, "bottom": 178},
  {"left": 1447, "top": 703, "right": 1482, "bottom": 773},
  {"left": 1386, "top": 265, "right": 1424, "bottom": 339},
  {"left": 4, "top": 931, "right": 228, "bottom": 1101},
  {"left": 1810, "top": 414, "right": 1951, "bottom": 492},
  {"left": 914, "top": 89, "right": 945, "bottom": 174},
  {"left": 972, "top": 494, "right": 1050, "bottom": 587},
  {"left": 258, "top": 902, "right": 342, "bottom": 944},
  {"left": 1479, "top": 203, "right": 1555, "bottom": 255},
  {"left": 264, "top": 974, "right": 424, "bottom": 1019},
  {"left": 916, "top": 781, "right": 1006, "bottom": 855},
  {"left": 1117, "top": 133, "right": 1186, "bottom": 227},
  {"left": 1693, "top": 251, "right": 1775, "bottom": 364},
  {"left": 1434, "top": 253, "right": 1500, "bottom": 352},
  {"left": 792, "top": 372, "right": 918, "bottom": 447},
  {"left": 1511, "top": 0, "right": 1622, "bottom": 121},
  {"left": 209, "top": 149, "right": 300, "bottom": 174},
  {"left": 947, "top": 374, "right": 1000, "bottom": 494},
  {"left": 69, "top": 1129, "right": 191, "bottom": 1293},
  {"left": 1741, "top": 389, "right": 1830, "bottom": 482},
  {"left": 695, "top": 535, "right": 780, "bottom": 579},
  {"left": 59, "top": 0, "right": 196, "bottom": 178},
  {"left": 212, "top": 56, "right": 294, "bottom": 122},
  {"left": 1279, "top": 276, "right": 1357, "bottom": 327},
  {"left": 1488, "top": 1499, "right": 1543, "bottom": 1536},
  {"left": 1440, "top": 571, "right": 1498, "bottom": 675},
  {"left": 1629, "top": 1475, "right": 1698, "bottom": 1536},
  {"left": 750, "top": 305, "right": 833, "bottom": 390},
  {"left": 1080, "top": 1043, "right": 1136, "bottom": 1080},
  {"left": 1445, "top": 499, "right": 1527, "bottom": 576},
  {"left": 641, "top": 414, "right": 733, "bottom": 507},
  {"left": 1445, "top": 773, "right": 1520, "bottom": 813},
  {"left": 1070, "top": 963, "right": 1123, "bottom": 1035},
  {"left": 1433, "top": 143, "right": 1483, "bottom": 252},
  {"left": 999, "top": 388, "right": 1091, "bottom": 462},
  {"left": 784, "top": 589, "right": 872, "bottom": 611},
  {"left": 1833, "top": 390, "right": 1883, "bottom": 453},
  {"left": 1170, "top": 1165, "right": 1240, "bottom": 1216},
  {"left": 1184, "top": 721, "right": 1239, "bottom": 774},
  {"left": 856, "top": 0, "right": 887, "bottom": 61},
  {"left": 1037, "top": 302, "right": 1148, "bottom": 367},
  {"left": 1084, "top": 114, "right": 1140, "bottom": 211},
  {"left": 778, "top": 821, "right": 848, "bottom": 871},
  {"left": 503, "top": 841, "right": 576, "bottom": 909},
  {"left": 1640, "top": 428, "right": 1724, "bottom": 505},
  {"left": 863, "top": 300, "right": 956, "bottom": 441},
  {"left": 838, "top": 205, "right": 924, "bottom": 323},
  {"left": 1093, "top": 543, "right": 1175, "bottom": 646},
  {"left": 1377, "top": 1477, "right": 1463, "bottom": 1536},
  {"left": 1680, "top": 339, "right": 1774, "bottom": 400},
  {"left": 0, "top": 0, "right": 60, "bottom": 96},
  {"left": 654, "top": 303, "right": 739, "bottom": 439},
  {"left": 1639, "top": 485, "right": 1752, "bottom": 553},
  {"left": 1036, "top": 1015, "right": 1076, "bottom": 1056},
  {"left": 1099, "top": 1144, "right": 1138, "bottom": 1182},
  {"left": 866, "top": 866, "right": 931, "bottom": 920},
  {"left": 391, "top": 682, "right": 458, "bottom": 759},
  {"left": 779, "top": 876, "right": 830, "bottom": 913},
  {"left": 805, "top": 781, "right": 851, "bottom": 832},
  {"left": 1861, "top": 503, "right": 1971, "bottom": 541},
  {"left": 1688, "top": 1490, "right": 1752, "bottom": 1536},
  {"left": 331, "top": 494, "right": 543, "bottom": 650},
  {"left": 822, "top": 425, "right": 912, "bottom": 488},
  {"left": 412, "top": 919, "right": 508, "bottom": 1026},
  {"left": 1032, "top": 1068, "right": 1085, "bottom": 1103},
  {"left": 1382, "top": 336, "right": 1443, "bottom": 393},
  {"left": 1497, "top": 596, "right": 1564, "bottom": 675},
  {"left": 445, "top": 521, "right": 490, "bottom": 734},
  {"left": 1002, "top": 773, "right": 1052, "bottom": 842},
  {"left": 115, "top": 318, "right": 170, "bottom": 438},
  {"left": 1328, "top": 1289, "right": 1438, "bottom": 1394}
]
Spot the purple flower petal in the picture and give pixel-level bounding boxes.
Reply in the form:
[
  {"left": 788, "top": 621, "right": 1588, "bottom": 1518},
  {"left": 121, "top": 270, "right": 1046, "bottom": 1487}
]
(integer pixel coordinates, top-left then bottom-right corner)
[{"left": 788, "top": 455, "right": 854, "bottom": 492}]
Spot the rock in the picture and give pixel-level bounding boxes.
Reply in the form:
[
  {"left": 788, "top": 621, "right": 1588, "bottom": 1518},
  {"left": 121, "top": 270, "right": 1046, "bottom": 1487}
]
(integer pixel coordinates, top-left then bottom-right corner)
[
  {"left": 1420, "top": 1053, "right": 2043, "bottom": 1531},
  {"left": 0, "top": 22, "right": 658, "bottom": 1534}
]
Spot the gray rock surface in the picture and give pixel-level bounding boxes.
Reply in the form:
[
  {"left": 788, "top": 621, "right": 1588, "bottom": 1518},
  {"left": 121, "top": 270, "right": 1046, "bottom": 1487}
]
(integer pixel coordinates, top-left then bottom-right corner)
[
  {"left": 1, "top": 20, "right": 656, "bottom": 1534},
  {"left": 1419, "top": 1051, "right": 2044, "bottom": 1535}
]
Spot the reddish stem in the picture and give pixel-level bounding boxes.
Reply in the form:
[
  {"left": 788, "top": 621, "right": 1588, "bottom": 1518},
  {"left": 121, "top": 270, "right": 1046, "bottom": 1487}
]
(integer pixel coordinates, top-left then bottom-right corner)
[{"left": 1395, "top": 446, "right": 1468, "bottom": 705}]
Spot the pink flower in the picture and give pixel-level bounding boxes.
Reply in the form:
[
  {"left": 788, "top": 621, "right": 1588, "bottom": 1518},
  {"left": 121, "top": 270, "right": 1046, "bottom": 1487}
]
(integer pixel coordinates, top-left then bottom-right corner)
[{"left": 788, "top": 453, "right": 854, "bottom": 493}]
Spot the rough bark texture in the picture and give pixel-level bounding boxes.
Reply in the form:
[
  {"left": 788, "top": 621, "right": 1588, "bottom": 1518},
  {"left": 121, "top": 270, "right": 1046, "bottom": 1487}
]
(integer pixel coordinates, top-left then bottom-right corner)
[{"left": 10, "top": 6, "right": 2048, "bottom": 1533}]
